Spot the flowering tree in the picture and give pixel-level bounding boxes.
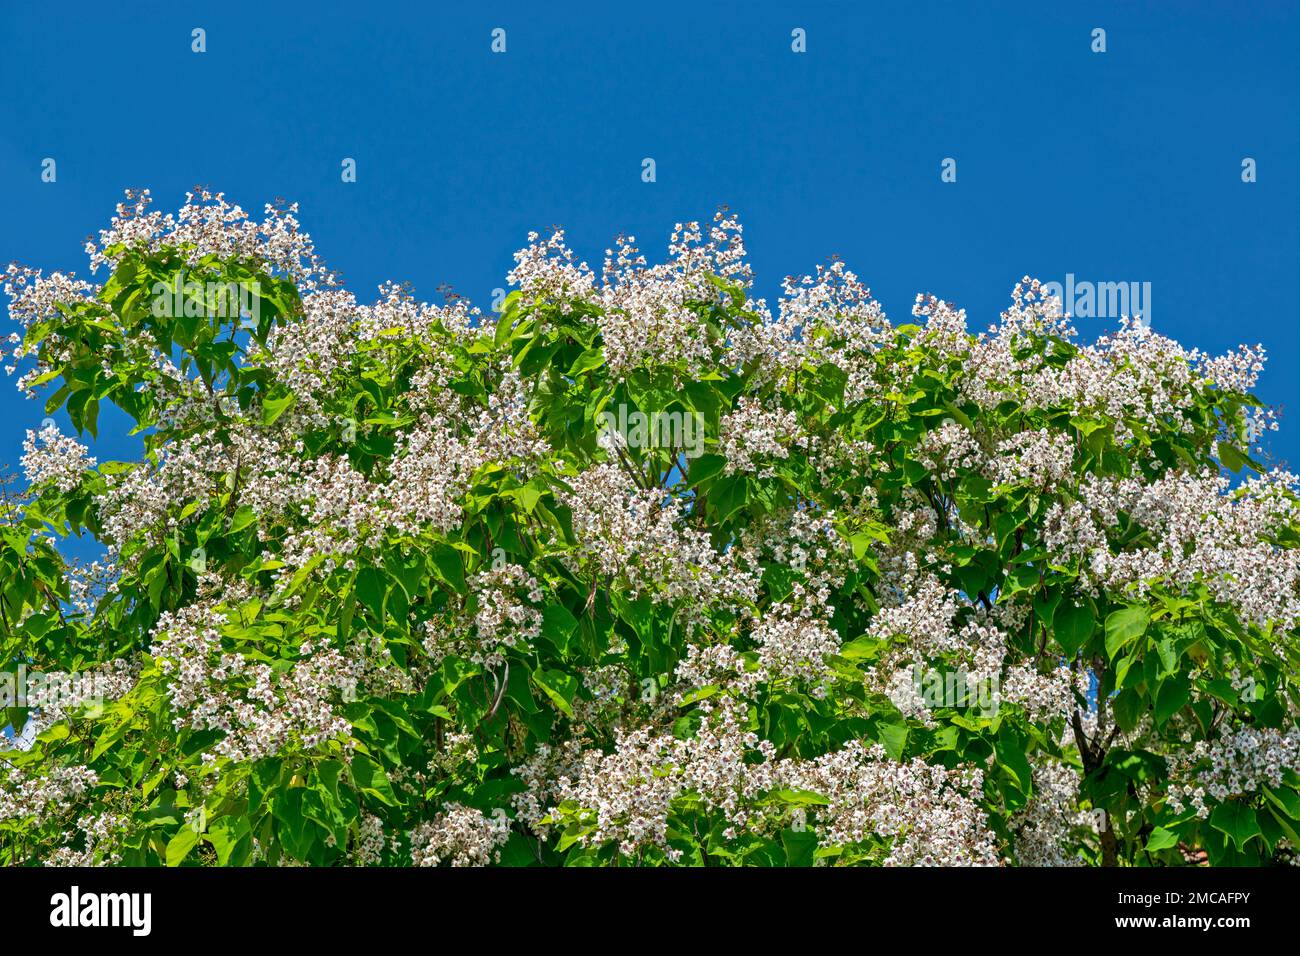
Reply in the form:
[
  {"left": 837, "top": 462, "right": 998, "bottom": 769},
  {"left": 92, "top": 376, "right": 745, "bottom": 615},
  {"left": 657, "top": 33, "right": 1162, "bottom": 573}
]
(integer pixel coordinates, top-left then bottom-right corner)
[{"left": 2, "top": 190, "right": 1298, "bottom": 867}]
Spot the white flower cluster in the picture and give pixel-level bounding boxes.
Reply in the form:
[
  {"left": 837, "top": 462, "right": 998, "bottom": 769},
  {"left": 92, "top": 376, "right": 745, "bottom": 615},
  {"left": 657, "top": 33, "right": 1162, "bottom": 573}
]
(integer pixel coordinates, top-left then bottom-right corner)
[
  {"left": 778, "top": 742, "right": 999, "bottom": 866},
  {"left": 64, "top": 558, "right": 118, "bottom": 618},
  {"left": 768, "top": 261, "right": 893, "bottom": 401},
  {"left": 506, "top": 228, "right": 596, "bottom": 315},
  {"left": 84, "top": 188, "right": 332, "bottom": 290},
  {"left": 946, "top": 280, "right": 1265, "bottom": 452},
  {"left": 150, "top": 602, "right": 359, "bottom": 768},
  {"left": 20, "top": 422, "right": 95, "bottom": 493},
  {"left": 409, "top": 803, "right": 511, "bottom": 866},
  {"left": 1001, "top": 661, "right": 1086, "bottom": 723},
  {"left": 752, "top": 603, "right": 841, "bottom": 696},
  {"left": 736, "top": 507, "right": 851, "bottom": 605},
  {"left": 521, "top": 654, "right": 1000, "bottom": 865},
  {"left": 867, "top": 568, "right": 968, "bottom": 661},
  {"left": 543, "top": 694, "right": 778, "bottom": 860},
  {"left": 1167, "top": 726, "right": 1300, "bottom": 818},
  {"left": 350, "top": 812, "right": 389, "bottom": 865},
  {"left": 0, "top": 764, "right": 98, "bottom": 825},
  {"left": 426, "top": 563, "right": 544, "bottom": 668},
  {"left": 865, "top": 566, "right": 1081, "bottom": 724},
  {"left": 719, "top": 397, "right": 804, "bottom": 478},
  {"left": 985, "top": 428, "right": 1076, "bottom": 490},
  {"left": 99, "top": 367, "right": 546, "bottom": 583},
  {"left": 2, "top": 265, "right": 98, "bottom": 391},
  {"left": 915, "top": 420, "right": 983, "bottom": 481},
  {"left": 1011, "top": 760, "right": 1088, "bottom": 867},
  {"left": 45, "top": 811, "right": 127, "bottom": 866},
  {"left": 13, "top": 659, "right": 139, "bottom": 741},
  {"left": 561, "top": 462, "right": 758, "bottom": 616},
  {"left": 262, "top": 284, "right": 482, "bottom": 416},
  {"left": 1050, "top": 469, "right": 1300, "bottom": 634},
  {"left": 508, "top": 212, "right": 750, "bottom": 379},
  {"left": 672, "top": 642, "right": 764, "bottom": 701},
  {"left": 599, "top": 216, "right": 751, "bottom": 378}
]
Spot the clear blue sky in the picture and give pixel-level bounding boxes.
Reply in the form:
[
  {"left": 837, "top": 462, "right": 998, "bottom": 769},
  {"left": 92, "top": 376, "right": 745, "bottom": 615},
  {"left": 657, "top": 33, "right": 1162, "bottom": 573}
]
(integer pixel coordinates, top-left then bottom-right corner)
[{"left": 2, "top": 0, "right": 1296, "bottom": 482}]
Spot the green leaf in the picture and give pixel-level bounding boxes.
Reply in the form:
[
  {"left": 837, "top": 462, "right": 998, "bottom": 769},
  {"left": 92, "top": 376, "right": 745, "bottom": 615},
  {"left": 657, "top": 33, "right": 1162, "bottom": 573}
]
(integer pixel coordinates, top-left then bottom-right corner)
[
  {"left": 1209, "top": 801, "right": 1262, "bottom": 852},
  {"left": 206, "top": 816, "right": 252, "bottom": 866},
  {"left": 429, "top": 543, "right": 466, "bottom": 594},
  {"left": 676, "top": 684, "right": 720, "bottom": 706},
  {"left": 782, "top": 827, "right": 818, "bottom": 867},
  {"left": 532, "top": 668, "right": 578, "bottom": 718},
  {"left": 495, "top": 307, "right": 521, "bottom": 347},
  {"left": 710, "top": 477, "right": 749, "bottom": 523},
  {"left": 262, "top": 392, "right": 296, "bottom": 426},
  {"left": 1112, "top": 687, "right": 1143, "bottom": 733},
  {"left": 1053, "top": 600, "right": 1095, "bottom": 657},
  {"left": 877, "top": 721, "right": 908, "bottom": 760},
  {"left": 1071, "top": 416, "right": 1107, "bottom": 438},
  {"left": 686, "top": 453, "right": 726, "bottom": 487},
  {"left": 837, "top": 636, "right": 877, "bottom": 661},
  {"left": 166, "top": 827, "right": 200, "bottom": 867},
  {"left": 771, "top": 789, "right": 830, "bottom": 807},
  {"left": 1264, "top": 786, "right": 1300, "bottom": 821},
  {"left": 355, "top": 567, "right": 388, "bottom": 620},
  {"left": 228, "top": 505, "right": 258, "bottom": 534},
  {"left": 1154, "top": 677, "right": 1190, "bottom": 725},
  {"left": 350, "top": 754, "right": 399, "bottom": 806},
  {"left": 1105, "top": 605, "right": 1149, "bottom": 661},
  {"left": 540, "top": 602, "right": 579, "bottom": 655},
  {"left": 995, "top": 735, "right": 1033, "bottom": 793},
  {"left": 567, "top": 348, "right": 605, "bottom": 377},
  {"left": 1216, "top": 441, "right": 1258, "bottom": 473},
  {"left": 510, "top": 482, "right": 543, "bottom": 513},
  {"left": 1145, "top": 826, "right": 1179, "bottom": 852}
]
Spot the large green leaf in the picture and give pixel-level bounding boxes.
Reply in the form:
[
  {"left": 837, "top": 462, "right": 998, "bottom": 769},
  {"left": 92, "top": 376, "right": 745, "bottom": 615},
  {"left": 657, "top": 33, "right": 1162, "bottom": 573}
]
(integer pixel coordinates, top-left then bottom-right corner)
[
  {"left": 1105, "top": 606, "right": 1149, "bottom": 661},
  {"left": 1209, "top": 801, "right": 1262, "bottom": 852},
  {"left": 1053, "top": 600, "right": 1095, "bottom": 657}
]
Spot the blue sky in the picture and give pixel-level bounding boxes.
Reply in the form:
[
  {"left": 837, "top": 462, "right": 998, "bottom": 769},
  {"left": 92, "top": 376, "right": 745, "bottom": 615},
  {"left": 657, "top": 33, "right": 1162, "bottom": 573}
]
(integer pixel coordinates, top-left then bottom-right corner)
[{"left": 1, "top": 0, "right": 1296, "bottom": 486}]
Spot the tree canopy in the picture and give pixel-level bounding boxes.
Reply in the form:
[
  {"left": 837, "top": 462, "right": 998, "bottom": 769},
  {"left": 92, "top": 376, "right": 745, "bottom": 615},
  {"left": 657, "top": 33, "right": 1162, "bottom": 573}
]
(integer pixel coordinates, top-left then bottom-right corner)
[{"left": 2, "top": 189, "right": 1298, "bottom": 867}]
